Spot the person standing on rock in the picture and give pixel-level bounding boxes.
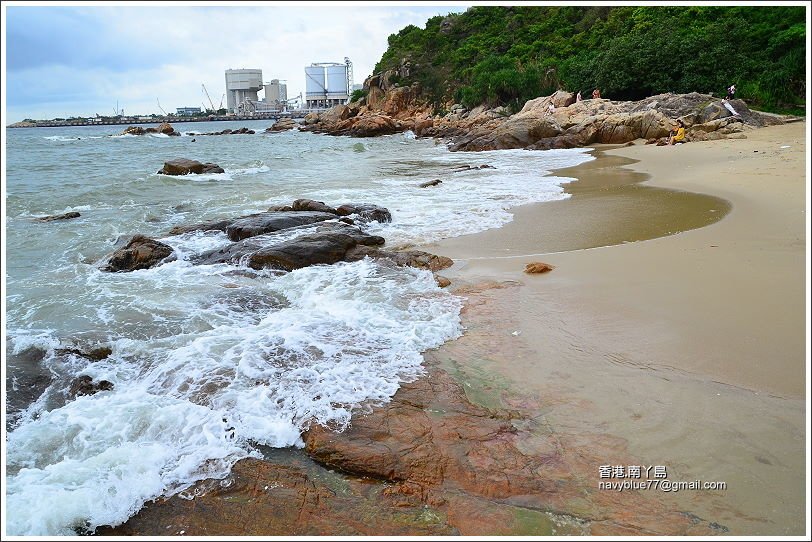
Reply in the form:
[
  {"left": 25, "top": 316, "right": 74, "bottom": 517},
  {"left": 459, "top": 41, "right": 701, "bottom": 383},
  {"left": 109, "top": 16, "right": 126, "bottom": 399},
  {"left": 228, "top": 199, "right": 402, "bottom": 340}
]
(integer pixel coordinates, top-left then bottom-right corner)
[
  {"left": 548, "top": 103, "right": 555, "bottom": 115},
  {"left": 576, "top": 91, "right": 582, "bottom": 102}
]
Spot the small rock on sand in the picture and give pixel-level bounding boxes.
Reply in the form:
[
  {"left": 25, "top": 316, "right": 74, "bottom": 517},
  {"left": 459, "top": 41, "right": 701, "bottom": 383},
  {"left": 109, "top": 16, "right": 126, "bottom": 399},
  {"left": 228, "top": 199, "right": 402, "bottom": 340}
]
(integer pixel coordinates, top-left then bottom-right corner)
[{"left": 524, "top": 262, "right": 555, "bottom": 274}]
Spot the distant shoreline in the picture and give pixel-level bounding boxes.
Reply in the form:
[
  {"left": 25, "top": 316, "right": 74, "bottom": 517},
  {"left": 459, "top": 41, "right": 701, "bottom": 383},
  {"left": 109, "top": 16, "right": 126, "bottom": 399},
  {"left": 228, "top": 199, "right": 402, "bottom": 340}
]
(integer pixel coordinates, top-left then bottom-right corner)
[{"left": 6, "top": 111, "right": 311, "bottom": 129}]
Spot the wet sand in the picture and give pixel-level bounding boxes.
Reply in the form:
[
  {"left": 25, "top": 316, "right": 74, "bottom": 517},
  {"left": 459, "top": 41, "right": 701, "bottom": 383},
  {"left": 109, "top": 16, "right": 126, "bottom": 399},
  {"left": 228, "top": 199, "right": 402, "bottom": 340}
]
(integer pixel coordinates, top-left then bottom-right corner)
[{"left": 422, "top": 122, "right": 807, "bottom": 535}]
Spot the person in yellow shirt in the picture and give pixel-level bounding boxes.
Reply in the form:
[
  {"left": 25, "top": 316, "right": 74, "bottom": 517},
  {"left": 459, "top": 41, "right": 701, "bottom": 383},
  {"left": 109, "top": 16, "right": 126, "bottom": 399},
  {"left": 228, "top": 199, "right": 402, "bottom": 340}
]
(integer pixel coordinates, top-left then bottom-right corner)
[{"left": 669, "top": 119, "right": 686, "bottom": 145}]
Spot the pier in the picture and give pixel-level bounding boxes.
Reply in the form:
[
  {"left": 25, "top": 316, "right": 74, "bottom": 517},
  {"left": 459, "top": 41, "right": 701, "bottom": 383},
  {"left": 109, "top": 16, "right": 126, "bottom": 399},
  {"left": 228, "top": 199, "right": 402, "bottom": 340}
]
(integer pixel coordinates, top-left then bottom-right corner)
[{"left": 8, "top": 109, "right": 323, "bottom": 129}]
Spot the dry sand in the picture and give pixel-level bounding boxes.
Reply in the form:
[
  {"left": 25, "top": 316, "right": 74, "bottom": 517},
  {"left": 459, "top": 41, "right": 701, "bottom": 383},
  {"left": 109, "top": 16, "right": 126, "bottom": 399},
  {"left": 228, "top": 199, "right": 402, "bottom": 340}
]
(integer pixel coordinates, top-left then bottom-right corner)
[{"left": 422, "top": 121, "right": 808, "bottom": 535}]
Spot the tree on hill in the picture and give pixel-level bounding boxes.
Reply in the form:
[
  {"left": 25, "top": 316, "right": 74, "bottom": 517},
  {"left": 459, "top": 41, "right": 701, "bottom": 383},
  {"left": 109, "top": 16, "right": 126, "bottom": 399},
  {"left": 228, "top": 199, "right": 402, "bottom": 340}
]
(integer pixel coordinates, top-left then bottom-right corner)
[{"left": 374, "top": 6, "right": 805, "bottom": 114}]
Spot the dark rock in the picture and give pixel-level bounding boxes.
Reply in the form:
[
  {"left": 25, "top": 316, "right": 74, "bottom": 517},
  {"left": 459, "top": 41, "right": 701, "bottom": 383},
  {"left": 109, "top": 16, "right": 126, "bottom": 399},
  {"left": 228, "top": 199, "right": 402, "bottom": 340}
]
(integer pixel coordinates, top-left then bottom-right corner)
[
  {"left": 291, "top": 198, "right": 338, "bottom": 214},
  {"left": 267, "top": 205, "right": 294, "bottom": 212},
  {"left": 68, "top": 375, "right": 114, "bottom": 398},
  {"left": 35, "top": 211, "right": 81, "bottom": 222},
  {"left": 419, "top": 179, "right": 442, "bottom": 188},
  {"left": 56, "top": 346, "right": 113, "bottom": 361},
  {"left": 158, "top": 159, "right": 224, "bottom": 175},
  {"left": 225, "top": 211, "right": 337, "bottom": 241},
  {"left": 247, "top": 233, "right": 361, "bottom": 271},
  {"left": 101, "top": 234, "right": 175, "bottom": 272},
  {"left": 122, "top": 126, "right": 145, "bottom": 136},
  {"left": 167, "top": 218, "right": 233, "bottom": 235},
  {"left": 196, "top": 222, "right": 384, "bottom": 269},
  {"left": 334, "top": 203, "right": 392, "bottom": 223}
]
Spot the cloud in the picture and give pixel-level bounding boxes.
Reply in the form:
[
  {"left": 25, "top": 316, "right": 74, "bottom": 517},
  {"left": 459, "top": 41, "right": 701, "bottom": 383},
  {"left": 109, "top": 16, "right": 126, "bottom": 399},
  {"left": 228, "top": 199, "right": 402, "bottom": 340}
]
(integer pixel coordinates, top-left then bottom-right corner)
[{"left": 4, "top": 4, "right": 464, "bottom": 121}]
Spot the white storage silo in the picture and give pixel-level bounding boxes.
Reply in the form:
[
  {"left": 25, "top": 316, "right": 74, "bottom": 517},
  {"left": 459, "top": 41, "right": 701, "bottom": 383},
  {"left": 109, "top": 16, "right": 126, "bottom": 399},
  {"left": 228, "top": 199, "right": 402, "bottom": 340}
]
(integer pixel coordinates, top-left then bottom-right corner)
[
  {"left": 305, "top": 66, "right": 327, "bottom": 102},
  {"left": 326, "top": 64, "right": 349, "bottom": 99}
]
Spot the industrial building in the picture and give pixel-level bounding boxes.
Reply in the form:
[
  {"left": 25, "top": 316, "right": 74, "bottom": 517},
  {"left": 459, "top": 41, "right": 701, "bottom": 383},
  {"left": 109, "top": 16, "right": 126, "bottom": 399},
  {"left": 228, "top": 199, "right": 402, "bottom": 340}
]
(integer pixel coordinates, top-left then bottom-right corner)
[
  {"left": 264, "top": 79, "right": 288, "bottom": 107},
  {"left": 176, "top": 107, "right": 201, "bottom": 116},
  {"left": 225, "top": 68, "right": 263, "bottom": 113},
  {"left": 305, "top": 58, "right": 353, "bottom": 109}
]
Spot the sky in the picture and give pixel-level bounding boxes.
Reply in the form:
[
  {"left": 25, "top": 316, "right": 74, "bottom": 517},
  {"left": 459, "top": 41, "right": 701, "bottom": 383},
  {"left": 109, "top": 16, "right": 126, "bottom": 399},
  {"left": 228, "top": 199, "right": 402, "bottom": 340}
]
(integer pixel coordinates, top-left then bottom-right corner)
[{"left": 2, "top": 2, "right": 466, "bottom": 122}]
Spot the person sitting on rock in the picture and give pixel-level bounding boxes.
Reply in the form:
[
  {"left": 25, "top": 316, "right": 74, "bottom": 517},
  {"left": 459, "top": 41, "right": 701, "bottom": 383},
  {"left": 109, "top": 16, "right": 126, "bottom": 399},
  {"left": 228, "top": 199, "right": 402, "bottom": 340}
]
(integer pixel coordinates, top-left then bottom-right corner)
[
  {"left": 726, "top": 84, "right": 736, "bottom": 100},
  {"left": 592, "top": 88, "right": 601, "bottom": 99},
  {"left": 547, "top": 103, "right": 555, "bottom": 115},
  {"left": 668, "top": 119, "right": 686, "bottom": 145}
]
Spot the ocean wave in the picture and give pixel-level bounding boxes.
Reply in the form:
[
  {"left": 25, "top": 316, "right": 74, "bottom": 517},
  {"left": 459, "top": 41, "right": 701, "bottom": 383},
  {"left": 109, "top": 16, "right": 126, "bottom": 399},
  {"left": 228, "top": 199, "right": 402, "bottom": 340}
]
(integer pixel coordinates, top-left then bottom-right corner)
[{"left": 5, "top": 258, "right": 462, "bottom": 535}]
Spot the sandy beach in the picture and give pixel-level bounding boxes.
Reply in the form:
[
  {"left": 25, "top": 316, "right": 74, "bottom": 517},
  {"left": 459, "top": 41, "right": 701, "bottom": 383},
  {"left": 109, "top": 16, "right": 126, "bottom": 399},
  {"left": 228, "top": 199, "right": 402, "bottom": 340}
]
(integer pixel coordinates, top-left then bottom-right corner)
[
  {"left": 98, "top": 122, "right": 807, "bottom": 537},
  {"left": 421, "top": 121, "right": 808, "bottom": 534}
]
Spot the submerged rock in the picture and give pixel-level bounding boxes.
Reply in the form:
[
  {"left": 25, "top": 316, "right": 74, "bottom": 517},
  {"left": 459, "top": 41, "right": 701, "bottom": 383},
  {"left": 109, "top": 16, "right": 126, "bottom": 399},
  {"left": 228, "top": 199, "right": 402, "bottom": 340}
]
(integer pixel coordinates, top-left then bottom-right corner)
[
  {"left": 419, "top": 179, "right": 442, "bottom": 188},
  {"left": 68, "top": 375, "right": 114, "bottom": 398},
  {"left": 100, "top": 234, "right": 175, "bottom": 272},
  {"left": 158, "top": 158, "right": 225, "bottom": 175},
  {"left": 167, "top": 218, "right": 234, "bottom": 235},
  {"left": 334, "top": 203, "right": 392, "bottom": 223},
  {"left": 35, "top": 211, "right": 81, "bottom": 222},
  {"left": 56, "top": 346, "right": 113, "bottom": 361},
  {"left": 344, "top": 246, "right": 453, "bottom": 272}
]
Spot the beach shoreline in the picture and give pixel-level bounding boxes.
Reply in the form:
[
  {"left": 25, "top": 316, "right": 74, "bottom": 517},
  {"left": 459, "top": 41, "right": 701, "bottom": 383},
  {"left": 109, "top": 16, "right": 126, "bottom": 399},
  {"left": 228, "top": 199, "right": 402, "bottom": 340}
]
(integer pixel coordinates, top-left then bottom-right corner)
[{"left": 420, "top": 120, "right": 807, "bottom": 534}]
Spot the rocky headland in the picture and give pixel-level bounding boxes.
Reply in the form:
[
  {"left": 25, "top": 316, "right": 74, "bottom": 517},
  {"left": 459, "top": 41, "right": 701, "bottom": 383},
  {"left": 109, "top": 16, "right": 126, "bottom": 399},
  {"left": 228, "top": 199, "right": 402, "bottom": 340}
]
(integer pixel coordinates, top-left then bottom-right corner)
[{"left": 300, "top": 67, "right": 794, "bottom": 151}]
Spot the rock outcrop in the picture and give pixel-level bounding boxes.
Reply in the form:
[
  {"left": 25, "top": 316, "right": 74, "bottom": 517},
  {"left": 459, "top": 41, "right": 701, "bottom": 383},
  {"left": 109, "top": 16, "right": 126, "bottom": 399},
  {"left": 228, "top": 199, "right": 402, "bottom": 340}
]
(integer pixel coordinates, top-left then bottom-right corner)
[
  {"left": 158, "top": 159, "right": 225, "bottom": 175},
  {"left": 301, "top": 78, "right": 785, "bottom": 151},
  {"left": 450, "top": 92, "right": 783, "bottom": 151},
  {"left": 266, "top": 118, "right": 298, "bottom": 132},
  {"left": 122, "top": 123, "right": 180, "bottom": 136},
  {"left": 100, "top": 235, "right": 175, "bottom": 272}
]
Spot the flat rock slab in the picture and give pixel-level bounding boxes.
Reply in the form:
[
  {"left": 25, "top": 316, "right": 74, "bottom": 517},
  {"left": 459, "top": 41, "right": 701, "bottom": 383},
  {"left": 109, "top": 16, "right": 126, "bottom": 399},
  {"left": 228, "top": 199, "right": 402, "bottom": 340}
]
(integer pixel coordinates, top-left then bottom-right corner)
[
  {"left": 96, "top": 457, "right": 457, "bottom": 536},
  {"left": 225, "top": 211, "right": 337, "bottom": 241}
]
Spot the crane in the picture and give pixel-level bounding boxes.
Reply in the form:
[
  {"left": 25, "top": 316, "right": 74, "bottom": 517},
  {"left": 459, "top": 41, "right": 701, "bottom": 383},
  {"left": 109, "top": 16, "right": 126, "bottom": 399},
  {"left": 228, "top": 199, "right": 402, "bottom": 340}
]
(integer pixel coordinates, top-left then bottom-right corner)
[
  {"left": 156, "top": 98, "right": 167, "bottom": 116},
  {"left": 202, "top": 83, "right": 216, "bottom": 112},
  {"left": 218, "top": 93, "right": 225, "bottom": 110}
]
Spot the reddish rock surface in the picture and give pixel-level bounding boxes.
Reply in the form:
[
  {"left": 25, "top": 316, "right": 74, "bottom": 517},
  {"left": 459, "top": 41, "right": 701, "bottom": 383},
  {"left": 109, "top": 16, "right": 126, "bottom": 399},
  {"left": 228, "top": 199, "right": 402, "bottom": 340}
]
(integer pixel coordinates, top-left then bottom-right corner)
[
  {"left": 100, "top": 360, "right": 725, "bottom": 536},
  {"left": 524, "top": 262, "right": 555, "bottom": 274}
]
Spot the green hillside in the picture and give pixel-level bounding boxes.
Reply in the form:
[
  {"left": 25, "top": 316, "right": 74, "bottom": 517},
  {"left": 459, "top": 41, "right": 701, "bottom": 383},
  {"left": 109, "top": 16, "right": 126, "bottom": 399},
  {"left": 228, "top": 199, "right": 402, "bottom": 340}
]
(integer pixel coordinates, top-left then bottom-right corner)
[{"left": 375, "top": 6, "right": 805, "bottom": 114}]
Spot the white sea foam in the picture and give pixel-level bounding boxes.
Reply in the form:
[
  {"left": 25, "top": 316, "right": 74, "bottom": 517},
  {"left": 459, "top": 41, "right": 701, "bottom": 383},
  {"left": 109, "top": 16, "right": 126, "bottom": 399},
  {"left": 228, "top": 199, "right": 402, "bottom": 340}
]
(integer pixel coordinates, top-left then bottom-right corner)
[
  {"left": 5, "top": 258, "right": 462, "bottom": 535},
  {"left": 229, "top": 164, "right": 270, "bottom": 176},
  {"left": 6, "top": 391, "right": 254, "bottom": 535}
]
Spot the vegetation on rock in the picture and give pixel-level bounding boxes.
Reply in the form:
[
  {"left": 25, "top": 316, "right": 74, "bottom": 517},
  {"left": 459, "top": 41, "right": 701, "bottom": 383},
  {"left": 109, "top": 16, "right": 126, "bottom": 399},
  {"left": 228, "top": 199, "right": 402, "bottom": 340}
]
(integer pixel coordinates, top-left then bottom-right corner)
[{"left": 374, "top": 6, "right": 805, "bottom": 114}]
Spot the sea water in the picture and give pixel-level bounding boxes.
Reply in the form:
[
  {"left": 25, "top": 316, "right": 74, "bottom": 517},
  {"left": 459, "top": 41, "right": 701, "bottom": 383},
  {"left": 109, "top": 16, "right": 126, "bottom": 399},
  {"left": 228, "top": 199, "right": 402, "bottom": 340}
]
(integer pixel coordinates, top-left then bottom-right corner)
[{"left": 4, "top": 120, "right": 594, "bottom": 534}]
